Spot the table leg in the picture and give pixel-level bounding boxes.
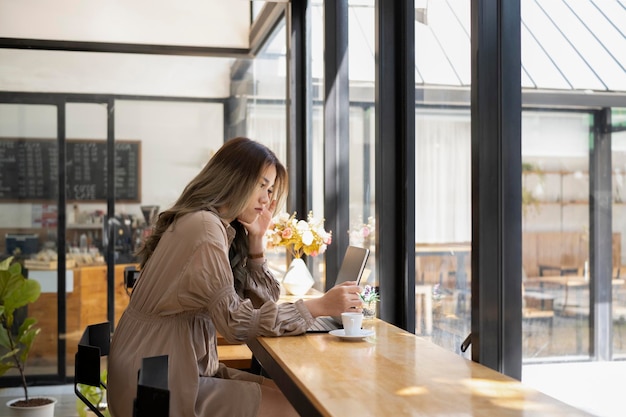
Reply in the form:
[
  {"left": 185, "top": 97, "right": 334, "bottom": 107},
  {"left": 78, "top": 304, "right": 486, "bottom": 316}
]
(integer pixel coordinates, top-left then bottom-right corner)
[
  {"left": 424, "top": 288, "right": 433, "bottom": 334},
  {"left": 416, "top": 292, "right": 423, "bottom": 334},
  {"left": 456, "top": 253, "right": 467, "bottom": 315}
]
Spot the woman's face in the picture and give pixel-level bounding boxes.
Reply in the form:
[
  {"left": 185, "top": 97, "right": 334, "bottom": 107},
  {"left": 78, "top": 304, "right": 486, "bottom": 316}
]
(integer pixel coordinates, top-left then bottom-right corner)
[{"left": 237, "top": 164, "right": 277, "bottom": 224}]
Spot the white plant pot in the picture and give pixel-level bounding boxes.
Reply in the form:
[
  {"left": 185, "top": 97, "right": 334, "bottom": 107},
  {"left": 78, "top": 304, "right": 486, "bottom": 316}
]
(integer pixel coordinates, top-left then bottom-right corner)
[
  {"left": 282, "top": 258, "right": 314, "bottom": 295},
  {"left": 6, "top": 397, "right": 57, "bottom": 417}
]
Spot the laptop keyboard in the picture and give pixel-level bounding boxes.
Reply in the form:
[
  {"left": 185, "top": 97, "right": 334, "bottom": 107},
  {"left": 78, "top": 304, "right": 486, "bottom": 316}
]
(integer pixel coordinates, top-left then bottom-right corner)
[{"left": 307, "top": 316, "right": 341, "bottom": 333}]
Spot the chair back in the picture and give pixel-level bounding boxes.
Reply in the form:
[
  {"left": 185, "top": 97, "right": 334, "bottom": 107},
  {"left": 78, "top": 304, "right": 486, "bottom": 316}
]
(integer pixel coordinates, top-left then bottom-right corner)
[
  {"left": 134, "top": 355, "right": 170, "bottom": 417},
  {"left": 74, "top": 322, "right": 111, "bottom": 417}
]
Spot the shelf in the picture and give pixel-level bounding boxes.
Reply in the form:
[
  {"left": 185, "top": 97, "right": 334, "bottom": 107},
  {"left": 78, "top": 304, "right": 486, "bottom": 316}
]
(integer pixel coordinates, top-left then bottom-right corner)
[
  {"left": 529, "top": 201, "right": 626, "bottom": 205},
  {"left": 67, "top": 223, "right": 103, "bottom": 229}
]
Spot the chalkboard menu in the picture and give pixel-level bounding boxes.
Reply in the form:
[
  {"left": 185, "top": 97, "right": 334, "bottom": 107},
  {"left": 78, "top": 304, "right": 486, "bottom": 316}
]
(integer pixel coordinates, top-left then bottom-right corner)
[{"left": 0, "top": 138, "right": 141, "bottom": 202}]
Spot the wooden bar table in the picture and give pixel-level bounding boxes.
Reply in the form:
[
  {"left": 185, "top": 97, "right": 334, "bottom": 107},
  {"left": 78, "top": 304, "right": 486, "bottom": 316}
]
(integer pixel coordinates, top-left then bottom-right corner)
[
  {"left": 248, "top": 319, "right": 593, "bottom": 417},
  {"left": 526, "top": 275, "right": 624, "bottom": 312}
]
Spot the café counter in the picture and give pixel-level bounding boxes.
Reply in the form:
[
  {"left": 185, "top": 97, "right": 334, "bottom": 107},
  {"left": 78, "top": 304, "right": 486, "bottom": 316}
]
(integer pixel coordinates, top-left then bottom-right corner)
[{"left": 248, "top": 319, "right": 594, "bottom": 417}]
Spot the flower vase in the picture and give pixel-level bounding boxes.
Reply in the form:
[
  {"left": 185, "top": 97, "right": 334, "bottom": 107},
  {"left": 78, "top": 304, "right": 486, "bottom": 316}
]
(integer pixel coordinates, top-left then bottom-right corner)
[
  {"left": 362, "top": 301, "right": 377, "bottom": 320},
  {"left": 282, "top": 258, "right": 314, "bottom": 296}
]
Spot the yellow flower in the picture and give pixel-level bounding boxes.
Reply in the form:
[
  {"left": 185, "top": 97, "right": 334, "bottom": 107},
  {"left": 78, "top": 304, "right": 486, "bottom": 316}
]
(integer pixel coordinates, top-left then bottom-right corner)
[{"left": 266, "top": 211, "right": 332, "bottom": 258}]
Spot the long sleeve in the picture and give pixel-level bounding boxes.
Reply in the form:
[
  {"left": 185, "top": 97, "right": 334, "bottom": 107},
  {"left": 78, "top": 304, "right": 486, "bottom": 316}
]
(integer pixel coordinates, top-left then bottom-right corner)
[{"left": 175, "top": 211, "right": 315, "bottom": 344}]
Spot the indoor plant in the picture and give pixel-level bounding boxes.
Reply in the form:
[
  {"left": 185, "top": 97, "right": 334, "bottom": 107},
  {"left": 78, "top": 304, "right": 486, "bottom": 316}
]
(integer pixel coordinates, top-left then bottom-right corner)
[
  {"left": 0, "top": 256, "right": 56, "bottom": 416},
  {"left": 266, "top": 211, "right": 332, "bottom": 295}
]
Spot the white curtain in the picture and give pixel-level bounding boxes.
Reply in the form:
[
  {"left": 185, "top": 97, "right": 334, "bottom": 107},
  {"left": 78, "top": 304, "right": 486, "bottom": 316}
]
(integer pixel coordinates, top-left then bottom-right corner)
[{"left": 415, "top": 114, "right": 471, "bottom": 243}]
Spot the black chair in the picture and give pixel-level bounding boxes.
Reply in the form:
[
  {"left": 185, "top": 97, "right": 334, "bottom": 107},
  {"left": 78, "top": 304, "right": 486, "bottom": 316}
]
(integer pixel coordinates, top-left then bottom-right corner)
[
  {"left": 133, "top": 354, "right": 170, "bottom": 417},
  {"left": 124, "top": 265, "right": 140, "bottom": 296},
  {"left": 75, "top": 322, "right": 111, "bottom": 417}
]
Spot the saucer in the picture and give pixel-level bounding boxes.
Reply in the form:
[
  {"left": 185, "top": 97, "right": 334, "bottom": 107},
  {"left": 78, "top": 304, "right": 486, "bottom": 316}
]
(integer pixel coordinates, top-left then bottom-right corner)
[{"left": 329, "top": 329, "right": 375, "bottom": 340}]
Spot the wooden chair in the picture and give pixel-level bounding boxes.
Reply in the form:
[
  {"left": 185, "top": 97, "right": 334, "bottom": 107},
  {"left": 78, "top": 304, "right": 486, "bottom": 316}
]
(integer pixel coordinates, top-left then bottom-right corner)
[
  {"left": 74, "top": 322, "right": 111, "bottom": 417},
  {"left": 522, "top": 283, "right": 554, "bottom": 336},
  {"left": 134, "top": 355, "right": 170, "bottom": 417},
  {"left": 217, "top": 332, "right": 253, "bottom": 370}
]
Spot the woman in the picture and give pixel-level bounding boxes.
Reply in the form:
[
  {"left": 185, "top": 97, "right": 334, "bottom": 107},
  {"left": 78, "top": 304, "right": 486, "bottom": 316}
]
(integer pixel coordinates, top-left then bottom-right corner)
[{"left": 108, "top": 137, "right": 363, "bottom": 417}]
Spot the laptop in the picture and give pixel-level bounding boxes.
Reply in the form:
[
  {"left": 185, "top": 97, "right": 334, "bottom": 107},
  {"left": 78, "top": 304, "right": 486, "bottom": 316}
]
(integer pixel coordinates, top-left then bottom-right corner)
[{"left": 306, "top": 246, "right": 370, "bottom": 333}]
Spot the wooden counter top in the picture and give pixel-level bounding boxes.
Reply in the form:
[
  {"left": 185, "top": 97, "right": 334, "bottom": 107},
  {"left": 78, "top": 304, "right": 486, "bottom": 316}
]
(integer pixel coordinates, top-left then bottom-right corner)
[
  {"left": 527, "top": 275, "right": 624, "bottom": 288},
  {"left": 248, "top": 319, "right": 593, "bottom": 417}
]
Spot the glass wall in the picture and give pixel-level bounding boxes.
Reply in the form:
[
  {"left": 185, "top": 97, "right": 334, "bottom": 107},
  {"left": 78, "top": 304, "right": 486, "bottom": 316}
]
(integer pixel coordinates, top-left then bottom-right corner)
[
  {"left": 413, "top": 0, "right": 472, "bottom": 356},
  {"left": 519, "top": 0, "right": 624, "bottom": 367},
  {"left": 0, "top": 103, "right": 59, "bottom": 377},
  {"left": 347, "top": 1, "right": 376, "bottom": 290},
  {"left": 521, "top": 111, "right": 592, "bottom": 360},
  {"left": 244, "top": 17, "right": 292, "bottom": 282},
  {"left": 613, "top": 107, "right": 626, "bottom": 358}
]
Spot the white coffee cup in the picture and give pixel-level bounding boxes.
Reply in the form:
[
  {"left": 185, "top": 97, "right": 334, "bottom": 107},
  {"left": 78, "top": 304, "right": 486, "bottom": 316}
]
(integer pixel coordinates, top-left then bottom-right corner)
[{"left": 341, "top": 312, "right": 363, "bottom": 336}]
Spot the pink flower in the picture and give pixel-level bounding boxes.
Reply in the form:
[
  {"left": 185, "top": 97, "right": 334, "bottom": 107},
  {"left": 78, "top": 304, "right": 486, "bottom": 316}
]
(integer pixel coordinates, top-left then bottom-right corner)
[{"left": 282, "top": 228, "right": 293, "bottom": 239}]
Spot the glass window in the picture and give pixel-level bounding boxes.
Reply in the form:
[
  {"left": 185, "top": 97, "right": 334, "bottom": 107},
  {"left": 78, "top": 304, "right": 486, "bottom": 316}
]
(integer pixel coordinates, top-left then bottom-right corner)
[
  {"left": 521, "top": 111, "right": 591, "bottom": 360},
  {"left": 0, "top": 103, "right": 59, "bottom": 377},
  {"left": 244, "top": 18, "right": 292, "bottom": 282},
  {"left": 347, "top": 0, "right": 376, "bottom": 293},
  {"left": 414, "top": 1, "right": 472, "bottom": 356}
]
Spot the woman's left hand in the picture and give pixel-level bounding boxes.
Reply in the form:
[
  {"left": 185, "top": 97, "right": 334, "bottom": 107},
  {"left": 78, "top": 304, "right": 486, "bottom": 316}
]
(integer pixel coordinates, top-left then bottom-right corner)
[{"left": 239, "top": 199, "right": 276, "bottom": 238}]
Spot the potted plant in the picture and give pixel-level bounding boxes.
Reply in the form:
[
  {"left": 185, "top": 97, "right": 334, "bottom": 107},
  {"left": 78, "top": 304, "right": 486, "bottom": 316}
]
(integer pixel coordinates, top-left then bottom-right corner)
[
  {"left": 0, "top": 256, "right": 56, "bottom": 416},
  {"left": 359, "top": 285, "right": 380, "bottom": 320}
]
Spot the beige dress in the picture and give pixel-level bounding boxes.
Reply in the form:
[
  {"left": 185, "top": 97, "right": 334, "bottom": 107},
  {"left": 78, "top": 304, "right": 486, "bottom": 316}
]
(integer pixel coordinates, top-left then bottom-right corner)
[{"left": 108, "top": 210, "right": 316, "bottom": 417}]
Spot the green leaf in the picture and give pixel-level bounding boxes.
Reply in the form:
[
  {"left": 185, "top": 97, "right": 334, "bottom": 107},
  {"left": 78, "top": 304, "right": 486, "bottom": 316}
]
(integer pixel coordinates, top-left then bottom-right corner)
[
  {"left": 5, "top": 279, "right": 41, "bottom": 315},
  {"left": 0, "top": 348, "right": 21, "bottom": 363},
  {"left": 0, "top": 256, "right": 14, "bottom": 271},
  {"left": 0, "top": 361, "right": 13, "bottom": 376},
  {"left": 18, "top": 327, "right": 40, "bottom": 364},
  {"left": 0, "top": 257, "right": 39, "bottom": 323},
  {"left": 0, "top": 326, "right": 10, "bottom": 349}
]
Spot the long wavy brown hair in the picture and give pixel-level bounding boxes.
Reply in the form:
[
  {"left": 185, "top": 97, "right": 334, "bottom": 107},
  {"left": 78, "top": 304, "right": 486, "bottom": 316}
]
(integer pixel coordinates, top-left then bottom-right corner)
[{"left": 136, "top": 137, "right": 288, "bottom": 268}]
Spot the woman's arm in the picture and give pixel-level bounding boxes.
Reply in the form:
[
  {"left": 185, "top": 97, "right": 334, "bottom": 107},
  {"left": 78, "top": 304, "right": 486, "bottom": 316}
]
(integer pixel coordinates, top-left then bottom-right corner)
[{"left": 303, "top": 281, "right": 363, "bottom": 317}]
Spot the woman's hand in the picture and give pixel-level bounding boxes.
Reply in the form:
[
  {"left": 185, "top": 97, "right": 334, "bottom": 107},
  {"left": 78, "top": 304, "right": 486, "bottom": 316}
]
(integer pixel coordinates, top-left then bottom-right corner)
[
  {"left": 238, "top": 200, "right": 276, "bottom": 255},
  {"left": 303, "top": 281, "right": 362, "bottom": 317},
  {"left": 239, "top": 199, "right": 276, "bottom": 237}
]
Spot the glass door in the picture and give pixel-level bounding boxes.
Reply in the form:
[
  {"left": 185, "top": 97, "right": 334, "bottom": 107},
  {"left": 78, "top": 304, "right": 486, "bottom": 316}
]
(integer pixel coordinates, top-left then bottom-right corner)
[
  {"left": 64, "top": 102, "right": 110, "bottom": 376},
  {"left": 0, "top": 102, "right": 62, "bottom": 381}
]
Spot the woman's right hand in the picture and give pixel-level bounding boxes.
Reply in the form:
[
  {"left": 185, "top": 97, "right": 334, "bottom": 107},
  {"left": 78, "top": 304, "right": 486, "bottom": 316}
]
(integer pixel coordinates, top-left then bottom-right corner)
[{"left": 303, "top": 281, "right": 362, "bottom": 317}]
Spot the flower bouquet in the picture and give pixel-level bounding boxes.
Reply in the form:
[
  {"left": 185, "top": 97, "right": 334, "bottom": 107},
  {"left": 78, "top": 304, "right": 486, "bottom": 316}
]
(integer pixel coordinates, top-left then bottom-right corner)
[
  {"left": 266, "top": 211, "right": 332, "bottom": 295},
  {"left": 359, "top": 285, "right": 379, "bottom": 319},
  {"left": 348, "top": 216, "right": 375, "bottom": 249},
  {"left": 266, "top": 211, "right": 332, "bottom": 259}
]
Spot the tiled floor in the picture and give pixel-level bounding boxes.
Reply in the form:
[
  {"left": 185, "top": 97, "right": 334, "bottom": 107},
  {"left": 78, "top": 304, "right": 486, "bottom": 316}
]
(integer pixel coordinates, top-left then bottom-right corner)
[
  {"left": 523, "top": 361, "right": 626, "bottom": 417},
  {"left": 1, "top": 361, "right": 624, "bottom": 416}
]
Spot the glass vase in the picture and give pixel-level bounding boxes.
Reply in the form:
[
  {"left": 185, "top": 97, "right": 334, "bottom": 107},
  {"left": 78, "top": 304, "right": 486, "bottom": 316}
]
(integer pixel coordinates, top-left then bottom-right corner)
[{"left": 362, "top": 300, "right": 377, "bottom": 320}]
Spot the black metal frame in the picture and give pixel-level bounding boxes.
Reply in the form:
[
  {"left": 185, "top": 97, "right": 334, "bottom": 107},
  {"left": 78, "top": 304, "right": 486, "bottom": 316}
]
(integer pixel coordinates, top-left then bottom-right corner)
[
  {"left": 375, "top": 0, "right": 416, "bottom": 331},
  {"left": 286, "top": 0, "right": 312, "bottom": 241},
  {"left": 323, "top": 0, "right": 350, "bottom": 287},
  {"left": 590, "top": 107, "right": 613, "bottom": 361},
  {"left": 0, "top": 37, "right": 248, "bottom": 58},
  {"left": 471, "top": 0, "right": 522, "bottom": 379}
]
